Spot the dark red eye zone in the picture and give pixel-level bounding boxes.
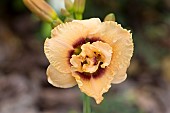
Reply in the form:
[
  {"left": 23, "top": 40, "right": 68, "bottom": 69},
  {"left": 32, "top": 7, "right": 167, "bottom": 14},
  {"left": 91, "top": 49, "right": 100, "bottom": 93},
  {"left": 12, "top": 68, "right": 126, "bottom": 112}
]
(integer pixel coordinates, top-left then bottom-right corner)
[{"left": 75, "top": 63, "right": 106, "bottom": 80}]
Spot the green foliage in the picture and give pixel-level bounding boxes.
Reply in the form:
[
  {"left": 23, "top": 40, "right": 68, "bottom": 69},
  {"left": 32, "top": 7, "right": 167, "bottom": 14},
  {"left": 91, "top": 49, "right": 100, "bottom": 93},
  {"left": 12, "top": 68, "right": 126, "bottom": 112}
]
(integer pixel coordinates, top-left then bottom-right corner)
[
  {"left": 92, "top": 93, "right": 144, "bottom": 113},
  {"left": 13, "top": 0, "right": 26, "bottom": 11},
  {"left": 39, "top": 22, "right": 52, "bottom": 40}
]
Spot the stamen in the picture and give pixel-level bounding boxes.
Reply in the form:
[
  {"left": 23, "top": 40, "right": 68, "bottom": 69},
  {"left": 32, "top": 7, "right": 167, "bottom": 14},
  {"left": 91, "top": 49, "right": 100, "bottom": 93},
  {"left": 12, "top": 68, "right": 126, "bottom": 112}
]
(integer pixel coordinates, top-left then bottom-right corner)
[{"left": 81, "top": 60, "right": 88, "bottom": 66}]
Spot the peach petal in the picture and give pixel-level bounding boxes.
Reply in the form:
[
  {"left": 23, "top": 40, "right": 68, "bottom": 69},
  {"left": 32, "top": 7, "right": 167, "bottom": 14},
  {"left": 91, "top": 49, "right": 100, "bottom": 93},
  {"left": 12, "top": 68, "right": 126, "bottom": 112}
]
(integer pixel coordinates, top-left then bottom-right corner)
[{"left": 47, "top": 65, "right": 77, "bottom": 88}]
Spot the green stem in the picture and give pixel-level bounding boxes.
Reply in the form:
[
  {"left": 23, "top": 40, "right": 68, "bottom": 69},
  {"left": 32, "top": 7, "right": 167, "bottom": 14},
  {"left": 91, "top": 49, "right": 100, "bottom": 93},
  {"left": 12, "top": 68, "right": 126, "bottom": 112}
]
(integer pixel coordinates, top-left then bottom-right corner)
[{"left": 83, "top": 93, "right": 91, "bottom": 113}]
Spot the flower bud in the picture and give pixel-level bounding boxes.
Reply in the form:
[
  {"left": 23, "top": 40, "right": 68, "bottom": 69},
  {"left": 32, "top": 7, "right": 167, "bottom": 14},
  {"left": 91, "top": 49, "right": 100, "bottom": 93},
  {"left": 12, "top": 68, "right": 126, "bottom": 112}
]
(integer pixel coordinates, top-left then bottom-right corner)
[
  {"left": 23, "top": 0, "right": 58, "bottom": 23},
  {"left": 61, "top": 8, "right": 71, "bottom": 17},
  {"left": 73, "top": 0, "right": 86, "bottom": 19},
  {"left": 64, "top": 17, "right": 74, "bottom": 22},
  {"left": 104, "top": 13, "right": 116, "bottom": 22},
  {"left": 64, "top": 0, "right": 73, "bottom": 12},
  {"left": 51, "top": 19, "right": 63, "bottom": 28}
]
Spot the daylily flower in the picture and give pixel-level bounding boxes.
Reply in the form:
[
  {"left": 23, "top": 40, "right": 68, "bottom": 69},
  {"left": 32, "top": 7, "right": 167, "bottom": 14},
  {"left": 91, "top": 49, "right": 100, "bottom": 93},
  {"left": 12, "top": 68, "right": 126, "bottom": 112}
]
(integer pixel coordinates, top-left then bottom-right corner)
[{"left": 44, "top": 18, "right": 133, "bottom": 104}]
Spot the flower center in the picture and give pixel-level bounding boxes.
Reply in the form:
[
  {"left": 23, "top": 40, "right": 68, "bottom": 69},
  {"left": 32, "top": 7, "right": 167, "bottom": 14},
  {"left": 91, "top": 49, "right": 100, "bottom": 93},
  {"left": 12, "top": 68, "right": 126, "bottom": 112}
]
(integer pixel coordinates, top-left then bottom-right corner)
[{"left": 70, "top": 41, "right": 113, "bottom": 73}]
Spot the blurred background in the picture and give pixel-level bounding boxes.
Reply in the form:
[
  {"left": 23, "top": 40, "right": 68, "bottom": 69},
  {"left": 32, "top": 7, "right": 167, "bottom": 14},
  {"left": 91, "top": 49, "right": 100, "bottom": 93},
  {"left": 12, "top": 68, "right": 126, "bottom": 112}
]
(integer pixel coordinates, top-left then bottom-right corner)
[{"left": 0, "top": 0, "right": 170, "bottom": 113}]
